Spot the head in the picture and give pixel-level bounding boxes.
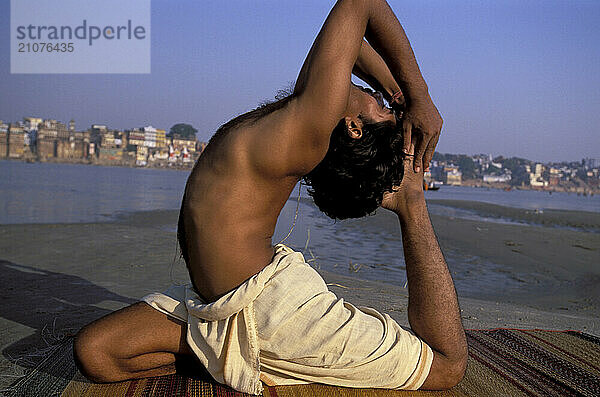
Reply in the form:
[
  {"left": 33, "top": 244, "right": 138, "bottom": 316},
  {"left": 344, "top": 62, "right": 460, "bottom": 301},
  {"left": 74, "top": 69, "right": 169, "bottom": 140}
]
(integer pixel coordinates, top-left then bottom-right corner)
[{"left": 302, "top": 84, "right": 405, "bottom": 220}]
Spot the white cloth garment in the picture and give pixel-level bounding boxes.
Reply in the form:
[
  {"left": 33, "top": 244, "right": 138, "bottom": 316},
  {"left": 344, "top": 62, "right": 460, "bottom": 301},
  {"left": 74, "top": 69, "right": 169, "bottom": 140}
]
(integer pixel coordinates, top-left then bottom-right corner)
[{"left": 142, "top": 244, "right": 433, "bottom": 395}]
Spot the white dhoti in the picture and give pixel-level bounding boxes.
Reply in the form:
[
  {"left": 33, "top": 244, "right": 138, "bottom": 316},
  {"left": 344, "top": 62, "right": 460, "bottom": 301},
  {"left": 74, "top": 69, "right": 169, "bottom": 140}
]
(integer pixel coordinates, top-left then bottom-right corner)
[{"left": 142, "top": 244, "right": 433, "bottom": 395}]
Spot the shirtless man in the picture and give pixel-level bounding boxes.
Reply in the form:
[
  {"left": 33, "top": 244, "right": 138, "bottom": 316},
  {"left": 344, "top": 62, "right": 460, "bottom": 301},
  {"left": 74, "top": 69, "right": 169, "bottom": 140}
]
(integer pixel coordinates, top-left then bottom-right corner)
[{"left": 74, "top": 0, "right": 467, "bottom": 391}]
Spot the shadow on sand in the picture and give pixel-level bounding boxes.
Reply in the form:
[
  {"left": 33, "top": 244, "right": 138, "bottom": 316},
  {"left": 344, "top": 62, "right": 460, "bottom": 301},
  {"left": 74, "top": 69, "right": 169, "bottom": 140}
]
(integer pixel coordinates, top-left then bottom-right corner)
[
  {"left": 0, "top": 259, "right": 221, "bottom": 394},
  {"left": 0, "top": 259, "right": 137, "bottom": 382}
]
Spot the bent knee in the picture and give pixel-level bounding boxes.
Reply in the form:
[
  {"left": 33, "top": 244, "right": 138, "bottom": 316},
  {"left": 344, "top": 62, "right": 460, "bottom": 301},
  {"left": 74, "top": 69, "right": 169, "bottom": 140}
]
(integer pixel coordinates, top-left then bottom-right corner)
[{"left": 73, "top": 326, "right": 121, "bottom": 383}]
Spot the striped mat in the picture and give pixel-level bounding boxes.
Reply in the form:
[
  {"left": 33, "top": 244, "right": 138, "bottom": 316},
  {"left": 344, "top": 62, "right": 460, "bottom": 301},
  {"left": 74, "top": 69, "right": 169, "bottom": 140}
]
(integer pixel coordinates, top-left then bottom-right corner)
[{"left": 6, "top": 329, "right": 600, "bottom": 396}]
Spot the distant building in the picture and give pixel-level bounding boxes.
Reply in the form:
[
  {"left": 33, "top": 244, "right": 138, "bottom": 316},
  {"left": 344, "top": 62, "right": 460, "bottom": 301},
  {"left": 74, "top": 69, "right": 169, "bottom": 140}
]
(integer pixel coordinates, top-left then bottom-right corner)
[
  {"left": 143, "top": 125, "right": 157, "bottom": 148},
  {"left": 90, "top": 124, "right": 108, "bottom": 148},
  {"left": 101, "top": 130, "right": 115, "bottom": 147},
  {"left": 172, "top": 134, "right": 197, "bottom": 153},
  {"left": 35, "top": 119, "right": 89, "bottom": 160},
  {"left": 0, "top": 121, "right": 8, "bottom": 157},
  {"left": 548, "top": 167, "right": 562, "bottom": 186},
  {"left": 8, "top": 124, "right": 25, "bottom": 158},
  {"left": 89, "top": 124, "right": 127, "bottom": 161},
  {"left": 95, "top": 128, "right": 125, "bottom": 161},
  {"left": 156, "top": 128, "right": 167, "bottom": 148},
  {"left": 136, "top": 145, "right": 148, "bottom": 166},
  {"left": 529, "top": 163, "right": 548, "bottom": 187},
  {"left": 98, "top": 146, "right": 123, "bottom": 161},
  {"left": 127, "top": 128, "right": 145, "bottom": 147},
  {"left": 530, "top": 177, "right": 549, "bottom": 187},
  {"left": 583, "top": 158, "right": 599, "bottom": 169},
  {"left": 443, "top": 165, "right": 462, "bottom": 186},
  {"left": 37, "top": 120, "right": 59, "bottom": 158},
  {"left": 23, "top": 117, "right": 42, "bottom": 131},
  {"left": 23, "top": 117, "right": 43, "bottom": 147},
  {"left": 56, "top": 120, "right": 70, "bottom": 140},
  {"left": 483, "top": 174, "right": 511, "bottom": 183},
  {"left": 41, "top": 120, "right": 62, "bottom": 156},
  {"left": 150, "top": 149, "right": 169, "bottom": 161}
]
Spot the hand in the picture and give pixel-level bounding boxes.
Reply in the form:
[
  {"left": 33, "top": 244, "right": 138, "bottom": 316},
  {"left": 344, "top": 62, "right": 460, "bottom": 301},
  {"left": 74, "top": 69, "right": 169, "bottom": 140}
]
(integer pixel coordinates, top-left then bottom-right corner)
[
  {"left": 381, "top": 150, "right": 425, "bottom": 215},
  {"left": 401, "top": 97, "right": 443, "bottom": 172}
]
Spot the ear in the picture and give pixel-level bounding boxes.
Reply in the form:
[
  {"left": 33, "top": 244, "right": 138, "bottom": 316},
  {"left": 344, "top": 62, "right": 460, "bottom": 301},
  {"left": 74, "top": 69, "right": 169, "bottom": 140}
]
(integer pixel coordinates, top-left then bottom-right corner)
[{"left": 344, "top": 116, "right": 363, "bottom": 139}]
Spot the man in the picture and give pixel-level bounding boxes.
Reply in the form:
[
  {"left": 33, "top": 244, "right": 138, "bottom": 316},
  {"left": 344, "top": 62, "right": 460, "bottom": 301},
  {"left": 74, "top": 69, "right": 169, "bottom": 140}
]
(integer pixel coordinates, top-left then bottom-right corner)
[{"left": 74, "top": 0, "right": 467, "bottom": 393}]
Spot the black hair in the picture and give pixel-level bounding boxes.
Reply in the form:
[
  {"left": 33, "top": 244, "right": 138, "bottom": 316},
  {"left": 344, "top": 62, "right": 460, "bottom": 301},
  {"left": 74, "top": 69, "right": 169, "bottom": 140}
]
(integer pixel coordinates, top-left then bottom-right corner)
[{"left": 302, "top": 116, "right": 404, "bottom": 220}]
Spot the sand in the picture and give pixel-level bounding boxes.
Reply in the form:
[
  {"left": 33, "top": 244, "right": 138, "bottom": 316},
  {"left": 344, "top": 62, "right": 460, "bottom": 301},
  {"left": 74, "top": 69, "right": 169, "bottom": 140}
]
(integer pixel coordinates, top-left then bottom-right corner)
[
  {"left": 427, "top": 202, "right": 600, "bottom": 313},
  {"left": 428, "top": 199, "right": 600, "bottom": 232},
  {"left": 0, "top": 206, "right": 598, "bottom": 389}
]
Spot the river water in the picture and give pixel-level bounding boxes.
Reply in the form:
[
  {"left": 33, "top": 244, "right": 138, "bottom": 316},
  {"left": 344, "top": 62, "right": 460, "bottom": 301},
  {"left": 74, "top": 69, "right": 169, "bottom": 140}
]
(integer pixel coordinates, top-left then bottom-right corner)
[
  {"left": 2, "top": 160, "right": 598, "bottom": 225},
  {"left": 2, "top": 160, "right": 598, "bottom": 299}
]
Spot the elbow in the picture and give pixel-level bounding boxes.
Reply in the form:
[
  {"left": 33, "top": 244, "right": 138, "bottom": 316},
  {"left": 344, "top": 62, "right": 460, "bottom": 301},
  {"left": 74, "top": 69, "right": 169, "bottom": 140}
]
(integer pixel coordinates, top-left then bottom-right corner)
[
  {"left": 421, "top": 346, "right": 468, "bottom": 390},
  {"left": 433, "top": 354, "right": 468, "bottom": 390},
  {"left": 443, "top": 330, "right": 469, "bottom": 388},
  {"left": 444, "top": 339, "right": 469, "bottom": 389},
  {"left": 443, "top": 352, "right": 468, "bottom": 389}
]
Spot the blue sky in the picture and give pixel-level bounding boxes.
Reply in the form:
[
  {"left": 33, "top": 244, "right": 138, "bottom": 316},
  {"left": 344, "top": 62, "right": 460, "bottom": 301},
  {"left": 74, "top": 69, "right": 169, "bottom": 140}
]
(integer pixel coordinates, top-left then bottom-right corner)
[{"left": 1, "top": 0, "right": 599, "bottom": 162}]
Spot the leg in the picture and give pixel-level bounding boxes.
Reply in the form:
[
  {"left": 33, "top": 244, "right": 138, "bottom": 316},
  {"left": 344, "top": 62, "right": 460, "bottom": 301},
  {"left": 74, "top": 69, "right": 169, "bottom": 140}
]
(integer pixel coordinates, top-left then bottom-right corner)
[{"left": 73, "top": 302, "right": 194, "bottom": 383}]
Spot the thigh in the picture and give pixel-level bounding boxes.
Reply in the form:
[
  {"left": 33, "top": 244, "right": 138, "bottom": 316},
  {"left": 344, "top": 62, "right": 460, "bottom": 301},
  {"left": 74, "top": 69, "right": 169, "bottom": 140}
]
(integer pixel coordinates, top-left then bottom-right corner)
[{"left": 79, "top": 301, "right": 192, "bottom": 359}]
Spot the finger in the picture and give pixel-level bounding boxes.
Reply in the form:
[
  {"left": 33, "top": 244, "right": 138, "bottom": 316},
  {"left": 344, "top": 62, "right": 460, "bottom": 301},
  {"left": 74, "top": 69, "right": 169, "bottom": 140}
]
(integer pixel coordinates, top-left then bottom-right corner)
[
  {"left": 413, "top": 132, "right": 428, "bottom": 172},
  {"left": 402, "top": 119, "right": 412, "bottom": 155},
  {"left": 423, "top": 134, "right": 439, "bottom": 170}
]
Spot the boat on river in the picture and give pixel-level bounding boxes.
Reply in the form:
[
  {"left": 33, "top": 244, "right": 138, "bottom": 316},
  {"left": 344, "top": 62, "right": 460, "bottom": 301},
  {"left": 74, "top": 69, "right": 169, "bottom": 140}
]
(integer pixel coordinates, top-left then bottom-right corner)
[{"left": 423, "top": 181, "right": 440, "bottom": 191}]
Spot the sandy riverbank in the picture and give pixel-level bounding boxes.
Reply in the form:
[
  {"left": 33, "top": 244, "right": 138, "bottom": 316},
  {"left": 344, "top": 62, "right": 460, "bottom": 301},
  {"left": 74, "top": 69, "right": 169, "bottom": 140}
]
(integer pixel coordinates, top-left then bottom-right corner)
[
  {"left": 428, "top": 199, "right": 600, "bottom": 232},
  {"left": 0, "top": 208, "right": 598, "bottom": 389},
  {"left": 425, "top": 201, "right": 600, "bottom": 312}
]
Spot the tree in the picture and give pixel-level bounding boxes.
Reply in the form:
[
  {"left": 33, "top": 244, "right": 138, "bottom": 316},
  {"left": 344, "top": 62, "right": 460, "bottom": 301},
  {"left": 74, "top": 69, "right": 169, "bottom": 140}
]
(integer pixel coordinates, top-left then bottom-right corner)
[
  {"left": 457, "top": 155, "right": 476, "bottom": 179},
  {"left": 487, "top": 164, "right": 502, "bottom": 175},
  {"left": 432, "top": 152, "right": 445, "bottom": 162},
  {"left": 168, "top": 123, "right": 197, "bottom": 139},
  {"left": 502, "top": 157, "right": 530, "bottom": 186}
]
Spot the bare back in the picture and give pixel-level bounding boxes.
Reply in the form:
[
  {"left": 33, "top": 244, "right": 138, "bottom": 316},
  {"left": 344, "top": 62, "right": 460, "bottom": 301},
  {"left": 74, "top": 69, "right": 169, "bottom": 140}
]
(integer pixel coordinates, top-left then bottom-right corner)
[{"left": 181, "top": 98, "right": 304, "bottom": 302}]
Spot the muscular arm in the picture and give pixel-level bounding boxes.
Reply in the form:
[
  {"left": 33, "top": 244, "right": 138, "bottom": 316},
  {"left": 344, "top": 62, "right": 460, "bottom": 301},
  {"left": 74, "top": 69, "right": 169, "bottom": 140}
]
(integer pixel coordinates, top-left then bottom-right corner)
[
  {"left": 382, "top": 161, "right": 468, "bottom": 390},
  {"left": 353, "top": 40, "right": 401, "bottom": 102},
  {"left": 297, "top": 38, "right": 400, "bottom": 102},
  {"left": 265, "top": 0, "right": 431, "bottom": 176},
  {"left": 293, "top": 0, "right": 429, "bottom": 121}
]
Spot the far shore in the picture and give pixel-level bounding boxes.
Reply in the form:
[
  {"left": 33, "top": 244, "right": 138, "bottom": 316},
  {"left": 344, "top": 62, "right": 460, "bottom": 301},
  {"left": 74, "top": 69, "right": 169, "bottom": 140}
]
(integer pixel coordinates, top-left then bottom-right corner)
[
  {"left": 3, "top": 157, "right": 598, "bottom": 194},
  {"left": 0, "top": 154, "right": 195, "bottom": 171},
  {"left": 459, "top": 178, "right": 599, "bottom": 195}
]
